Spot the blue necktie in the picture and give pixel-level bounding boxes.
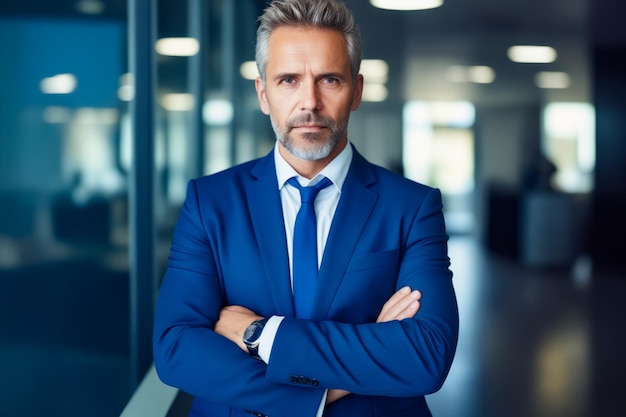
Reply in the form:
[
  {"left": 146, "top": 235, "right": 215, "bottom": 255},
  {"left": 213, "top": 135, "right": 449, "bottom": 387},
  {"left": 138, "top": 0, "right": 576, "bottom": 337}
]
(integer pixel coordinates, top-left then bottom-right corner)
[{"left": 287, "top": 176, "right": 333, "bottom": 319}]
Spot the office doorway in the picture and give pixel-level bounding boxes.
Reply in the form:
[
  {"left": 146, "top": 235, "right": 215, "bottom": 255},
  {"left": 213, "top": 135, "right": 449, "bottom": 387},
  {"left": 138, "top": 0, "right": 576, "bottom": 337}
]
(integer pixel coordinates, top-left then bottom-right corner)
[{"left": 403, "top": 101, "right": 476, "bottom": 235}]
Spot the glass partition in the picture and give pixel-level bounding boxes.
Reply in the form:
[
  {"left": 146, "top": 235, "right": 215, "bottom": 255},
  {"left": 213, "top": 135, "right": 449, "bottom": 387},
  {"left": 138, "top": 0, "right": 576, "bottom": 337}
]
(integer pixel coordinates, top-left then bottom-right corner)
[
  {"left": 0, "top": 1, "right": 266, "bottom": 415},
  {"left": 0, "top": 14, "right": 131, "bottom": 417}
]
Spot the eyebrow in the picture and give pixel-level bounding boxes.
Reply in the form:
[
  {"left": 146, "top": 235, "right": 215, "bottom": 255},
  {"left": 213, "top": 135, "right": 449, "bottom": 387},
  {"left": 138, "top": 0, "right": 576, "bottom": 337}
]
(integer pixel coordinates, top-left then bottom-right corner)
[
  {"left": 319, "top": 72, "right": 346, "bottom": 80},
  {"left": 271, "top": 71, "right": 346, "bottom": 82},
  {"left": 272, "top": 72, "right": 297, "bottom": 82}
]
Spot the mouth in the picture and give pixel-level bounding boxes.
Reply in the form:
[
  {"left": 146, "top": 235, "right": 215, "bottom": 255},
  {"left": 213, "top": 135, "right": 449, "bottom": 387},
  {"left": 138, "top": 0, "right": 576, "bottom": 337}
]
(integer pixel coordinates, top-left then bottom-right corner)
[{"left": 292, "top": 124, "right": 327, "bottom": 132}]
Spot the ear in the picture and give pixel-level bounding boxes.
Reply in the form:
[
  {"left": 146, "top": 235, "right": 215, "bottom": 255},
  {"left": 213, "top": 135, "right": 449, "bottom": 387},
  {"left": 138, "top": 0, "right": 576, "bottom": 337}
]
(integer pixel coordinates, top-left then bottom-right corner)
[
  {"left": 351, "top": 74, "right": 364, "bottom": 111},
  {"left": 255, "top": 77, "right": 270, "bottom": 115}
]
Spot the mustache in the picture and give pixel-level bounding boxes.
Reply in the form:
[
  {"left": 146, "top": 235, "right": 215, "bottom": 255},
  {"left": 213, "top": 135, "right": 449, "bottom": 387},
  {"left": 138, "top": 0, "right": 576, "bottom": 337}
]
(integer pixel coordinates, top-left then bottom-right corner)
[{"left": 287, "top": 113, "right": 335, "bottom": 130}]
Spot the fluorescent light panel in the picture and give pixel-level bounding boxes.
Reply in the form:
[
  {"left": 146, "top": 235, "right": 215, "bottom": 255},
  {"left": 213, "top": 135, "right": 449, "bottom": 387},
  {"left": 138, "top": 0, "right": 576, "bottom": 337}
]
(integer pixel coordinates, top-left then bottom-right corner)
[
  {"left": 155, "top": 38, "right": 200, "bottom": 57},
  {"left": 508, "top": 45, "right": 557, "bottom": 63},
  {"left": 535, "top": 71, "right": 571, "bottom": 89},
  {"left": 370, "top": 0, "right": 444, "bottom": 11},
  {"left": 447, "top": 65, "right": 495, "bottom": 84},
  {"left": 203, "top": 99, "right": 234, "bottom": 125},
  {"left": 240, "top": 61, "right": 259, "bottom": 80},
  {"left": 40, "top": 73, "right": 77, "bottom": 94},
  {"left": 360, "top": 59, "right": 389, "bottom": 83},
  {"left": 160, "top": 93, "right": 195, "bottom": 111},
  {"left": 362, "top": 83, "right": 388, "bottom": 102}
]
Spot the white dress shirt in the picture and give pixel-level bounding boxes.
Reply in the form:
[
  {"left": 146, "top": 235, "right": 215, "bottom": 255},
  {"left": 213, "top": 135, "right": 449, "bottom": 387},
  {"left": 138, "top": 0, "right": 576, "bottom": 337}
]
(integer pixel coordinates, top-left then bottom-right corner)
[{"left": 256, "top": 141, "right": 352, "bottom": 415}]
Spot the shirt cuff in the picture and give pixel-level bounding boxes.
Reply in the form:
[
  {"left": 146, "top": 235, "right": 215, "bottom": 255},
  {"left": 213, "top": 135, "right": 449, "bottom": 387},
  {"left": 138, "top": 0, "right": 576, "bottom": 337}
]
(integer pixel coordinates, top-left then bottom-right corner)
[{"left": 257, "top": 315, "right": 284, "bottom": 363}]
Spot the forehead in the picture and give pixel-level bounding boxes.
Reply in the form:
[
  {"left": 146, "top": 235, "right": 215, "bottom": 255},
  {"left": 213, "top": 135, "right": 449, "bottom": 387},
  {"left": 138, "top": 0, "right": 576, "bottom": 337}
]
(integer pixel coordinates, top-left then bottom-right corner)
[{"left": 266, "top": 26, "right": 351, "bottom": 74}]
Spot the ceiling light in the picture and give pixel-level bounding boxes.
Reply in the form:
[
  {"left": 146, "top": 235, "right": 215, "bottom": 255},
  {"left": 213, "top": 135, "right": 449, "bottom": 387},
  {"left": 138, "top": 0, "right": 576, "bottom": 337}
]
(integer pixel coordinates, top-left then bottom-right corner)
[
  {"left": 40, "top": 73, "right": 77, "bottom": 94},
  {"left": 446, "top": 65, "right": 495, "bottom": 84},
  {"left": 155, "top": 38, "right": 200, "bottom": 57},
  {"left": 160, "top": 93, "right": 195, "bottom": 111},
  {"left": 370, "top": 0, "right": 444, "bottom": 11},
  {"left": 240, "top": 61, "right": 259, "bottom": 80},
  {"left": 467, "top": 66, "right": 495, "bottom": 84},
  {"left": 360, "top": 59, "right": 389, "bottom": 83},
  {"left": 362, "top": 83, "right": 388, "bottom": 102},
  {"left": 203, "top": 99, "right": 234, "bottom": 125},
  {"left": 507, "top": 45, "right": 557, "bottom": 63},
  {"left": 535, "top": 71, "right": 571, "bottom": 89}
]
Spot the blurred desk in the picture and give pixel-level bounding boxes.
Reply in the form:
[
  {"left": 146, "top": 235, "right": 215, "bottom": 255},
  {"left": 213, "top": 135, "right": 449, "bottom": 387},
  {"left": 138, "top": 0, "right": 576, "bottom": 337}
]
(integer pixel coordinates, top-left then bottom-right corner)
[
  {"left": 520, "top": 191, "right": 580, "bottom": 267},
  {"left": 486, "top": 186, "right": 589, "bottom": 268}
]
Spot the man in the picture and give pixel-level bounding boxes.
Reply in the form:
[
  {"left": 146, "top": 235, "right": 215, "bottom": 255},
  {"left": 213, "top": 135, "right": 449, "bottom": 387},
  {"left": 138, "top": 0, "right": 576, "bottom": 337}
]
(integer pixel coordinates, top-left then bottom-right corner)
[{"left": 153, "top": 1, "right": 459, "bottom": 416}]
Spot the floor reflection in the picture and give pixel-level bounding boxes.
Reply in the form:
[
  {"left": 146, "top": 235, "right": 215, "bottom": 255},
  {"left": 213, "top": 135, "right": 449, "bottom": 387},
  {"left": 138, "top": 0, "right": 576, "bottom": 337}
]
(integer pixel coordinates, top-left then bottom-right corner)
[{"left": 428, "top": 235, "right": 626, "bottom": 417}]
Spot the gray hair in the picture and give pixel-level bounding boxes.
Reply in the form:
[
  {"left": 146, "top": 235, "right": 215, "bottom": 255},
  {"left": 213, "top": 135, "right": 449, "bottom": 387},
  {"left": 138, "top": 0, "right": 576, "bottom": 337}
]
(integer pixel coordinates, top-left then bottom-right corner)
[{"left": 255, "top": 0, "right": 362, "bottom": 84}]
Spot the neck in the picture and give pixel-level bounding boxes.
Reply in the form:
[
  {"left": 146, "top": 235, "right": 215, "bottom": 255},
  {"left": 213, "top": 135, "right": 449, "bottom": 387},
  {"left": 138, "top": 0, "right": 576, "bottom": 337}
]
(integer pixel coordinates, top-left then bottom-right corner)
[{"left": 278, "top": 139, "right": 347, "bottom": 179}]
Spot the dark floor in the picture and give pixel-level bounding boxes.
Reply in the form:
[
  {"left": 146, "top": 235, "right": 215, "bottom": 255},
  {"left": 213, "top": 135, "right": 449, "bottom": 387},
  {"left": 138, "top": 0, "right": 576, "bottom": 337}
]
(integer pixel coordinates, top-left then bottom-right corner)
[
  {"left": 0, "top": 236, "right": 624, "bottom": 416},
  {"left": 0, "top": 259, "right": 132, "bottom": 417},
  {"left": 428, "top": 236, "right": 626, "bottom": 417}
]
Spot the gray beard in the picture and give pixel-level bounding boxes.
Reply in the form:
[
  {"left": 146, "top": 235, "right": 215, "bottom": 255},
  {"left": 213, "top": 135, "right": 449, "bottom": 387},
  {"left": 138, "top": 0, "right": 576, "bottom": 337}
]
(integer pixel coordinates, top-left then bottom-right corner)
[{"left": 270, "top": 113, "right": 347, "bottom": 161}]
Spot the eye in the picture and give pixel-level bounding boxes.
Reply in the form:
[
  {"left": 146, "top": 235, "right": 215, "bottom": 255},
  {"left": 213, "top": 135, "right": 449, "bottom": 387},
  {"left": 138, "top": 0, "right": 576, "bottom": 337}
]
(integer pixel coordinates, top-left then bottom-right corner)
[
  {"left": 322, "top": 77, "right": 339, "bottom": 85},
  {"left": 281, "top": 76, "right": 296, "bottom": 85}
]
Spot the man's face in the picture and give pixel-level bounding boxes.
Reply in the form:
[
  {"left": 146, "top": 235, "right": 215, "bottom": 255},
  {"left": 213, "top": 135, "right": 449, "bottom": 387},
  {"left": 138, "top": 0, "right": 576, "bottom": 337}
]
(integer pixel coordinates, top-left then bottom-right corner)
[{"left": 255, "top": 26, "right": 363, "bottom": 161}]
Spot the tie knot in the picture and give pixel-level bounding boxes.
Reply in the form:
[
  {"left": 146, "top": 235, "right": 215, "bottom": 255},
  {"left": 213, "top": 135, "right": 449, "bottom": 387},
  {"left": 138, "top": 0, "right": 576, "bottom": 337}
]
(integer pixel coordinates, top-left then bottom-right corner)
[{"left": 288, "top": 177, "right": 332, "bottom": 204}]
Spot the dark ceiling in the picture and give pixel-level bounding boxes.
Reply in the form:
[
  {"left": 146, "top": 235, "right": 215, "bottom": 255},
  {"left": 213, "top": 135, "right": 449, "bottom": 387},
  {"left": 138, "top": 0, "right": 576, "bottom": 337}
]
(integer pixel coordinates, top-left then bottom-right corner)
[{"left": 0, "top": 0, "right": 603, "bottom": 107}]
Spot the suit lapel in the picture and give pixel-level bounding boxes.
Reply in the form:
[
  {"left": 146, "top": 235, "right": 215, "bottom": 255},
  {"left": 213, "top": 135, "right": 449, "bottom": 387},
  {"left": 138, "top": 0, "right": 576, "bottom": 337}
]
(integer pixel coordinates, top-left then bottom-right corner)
[
  {"left": 313, "top": 149, "right": 378, "bottom": 320},
  {"left": 247, "top": 151, "right": 295, "bottom": 316}
]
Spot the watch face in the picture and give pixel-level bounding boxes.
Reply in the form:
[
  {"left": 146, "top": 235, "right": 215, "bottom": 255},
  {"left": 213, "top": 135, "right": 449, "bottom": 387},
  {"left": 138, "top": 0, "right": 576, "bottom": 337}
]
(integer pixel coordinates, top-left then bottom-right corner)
[{"left": 244, "top": 321, "right": 263, "bottom": 343}]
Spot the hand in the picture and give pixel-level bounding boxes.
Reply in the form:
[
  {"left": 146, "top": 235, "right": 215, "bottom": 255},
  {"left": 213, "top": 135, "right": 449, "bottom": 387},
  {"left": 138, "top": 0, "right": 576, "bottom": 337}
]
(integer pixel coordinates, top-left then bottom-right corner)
[
  {"left": 214, "top": 305, "right": 263, "bottom": 352},
  {"left": 377, "top": 286, "right": 421, "bottom": 323},
  {"left": 326, "top": 388, "right": 350, "bottom": 404}
]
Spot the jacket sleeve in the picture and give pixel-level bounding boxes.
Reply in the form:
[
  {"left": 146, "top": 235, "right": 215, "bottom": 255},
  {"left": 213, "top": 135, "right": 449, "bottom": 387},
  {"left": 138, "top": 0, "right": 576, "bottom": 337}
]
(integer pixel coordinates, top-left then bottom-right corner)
[
  {"left": 152, "top": 180, "right": 325, "bottom": 417},
  {"left": 265, "top": 187, "right": 459, "bottom": 397}
]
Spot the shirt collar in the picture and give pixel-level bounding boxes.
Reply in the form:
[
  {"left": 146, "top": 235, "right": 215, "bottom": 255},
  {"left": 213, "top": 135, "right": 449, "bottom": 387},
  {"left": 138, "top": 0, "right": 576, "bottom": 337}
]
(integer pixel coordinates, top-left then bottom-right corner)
[{"left": 274, "top": 140, "right": 352, "bottom": 192}]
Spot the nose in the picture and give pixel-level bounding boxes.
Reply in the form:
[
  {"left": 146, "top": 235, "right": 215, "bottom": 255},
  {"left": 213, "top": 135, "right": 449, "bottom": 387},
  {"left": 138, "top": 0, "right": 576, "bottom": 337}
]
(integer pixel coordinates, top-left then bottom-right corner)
[{"left": 299, "top": 79, "right": 321, "bottom": 111}]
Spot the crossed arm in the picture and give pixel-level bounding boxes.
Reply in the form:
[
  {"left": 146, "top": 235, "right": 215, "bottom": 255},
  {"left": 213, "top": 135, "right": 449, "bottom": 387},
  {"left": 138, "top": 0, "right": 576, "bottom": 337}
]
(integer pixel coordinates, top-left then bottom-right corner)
[
  {"left": 154, "top": 181, "right": 458, "bottom": 416},
  {"left": 214, "top": 286, "right": 422, "bottom": 405}
]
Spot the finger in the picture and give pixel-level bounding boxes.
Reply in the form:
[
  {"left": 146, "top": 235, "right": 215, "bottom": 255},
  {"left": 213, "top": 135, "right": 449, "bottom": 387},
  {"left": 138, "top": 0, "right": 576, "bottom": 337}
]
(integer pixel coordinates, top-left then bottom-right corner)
[
  {"left": 394, "top": 299, "right": 420, "bottom": 321},
  {"left": 378, "top": 289, "right": 421, "bottom": 322},
  {"left": 380, "top": 297, "right": 420, "bottom": 322},
  {"left": 386, "top": 289, "right": 421, "bottom": 317},
  {"left": 378, "top": 286, "right": 411, "bottom": 318},
  {"left": 388, "top": 286, "right": 412, "bottom": 304}
]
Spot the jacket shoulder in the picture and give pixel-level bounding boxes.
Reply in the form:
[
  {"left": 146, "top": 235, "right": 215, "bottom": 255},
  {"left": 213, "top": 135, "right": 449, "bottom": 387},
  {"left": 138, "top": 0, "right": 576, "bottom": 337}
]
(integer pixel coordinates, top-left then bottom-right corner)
[{"left": 191, "top": 151, "right": 273, "bottom": 190}]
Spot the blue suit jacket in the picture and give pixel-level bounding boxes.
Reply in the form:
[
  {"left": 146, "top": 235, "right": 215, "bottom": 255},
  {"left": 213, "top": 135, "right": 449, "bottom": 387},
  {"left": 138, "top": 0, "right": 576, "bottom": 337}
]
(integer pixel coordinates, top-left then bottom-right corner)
[{"left": 153, "top": 146, "right": 459, "bottom": 417}]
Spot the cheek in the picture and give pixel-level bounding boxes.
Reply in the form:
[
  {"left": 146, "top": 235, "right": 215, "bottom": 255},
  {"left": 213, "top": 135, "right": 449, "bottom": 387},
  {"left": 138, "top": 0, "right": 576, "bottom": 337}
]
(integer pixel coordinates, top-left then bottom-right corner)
[
  {"left": 325, "top": 92, "right": 356, "bottom": 115},
  {"left": 332, "top": 101, "right": 354, "bottom": 122}
]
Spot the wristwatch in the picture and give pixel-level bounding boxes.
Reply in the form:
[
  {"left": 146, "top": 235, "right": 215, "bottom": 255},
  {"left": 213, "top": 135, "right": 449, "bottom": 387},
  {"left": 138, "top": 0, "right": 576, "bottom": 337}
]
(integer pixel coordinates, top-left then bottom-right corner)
[{"left": 243, "top": 317, "right": 269, "bottom": 359}]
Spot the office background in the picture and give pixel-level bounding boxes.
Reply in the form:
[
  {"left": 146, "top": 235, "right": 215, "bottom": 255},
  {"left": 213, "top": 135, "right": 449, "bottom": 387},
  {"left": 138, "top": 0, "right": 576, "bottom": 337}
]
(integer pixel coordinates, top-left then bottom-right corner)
[{"left": 0, "top": 0, "right": 625, "bottom": 416}]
